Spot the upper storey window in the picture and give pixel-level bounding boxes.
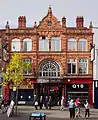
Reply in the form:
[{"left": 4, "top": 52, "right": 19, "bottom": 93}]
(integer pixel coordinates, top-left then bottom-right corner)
[
  {"left": 78, "top": 38, "right": 87, "bottom": 51},
  {"left": 51, "top": 37, "right": 61, "bottom": 51},
  {"left": 68, "top": 58, "right": 76, "bottom": 74},
  {"left": 39, "top": 60, "right": 60, "bottom": 78},
  {"left": 11, "top": 38, "right": 20, "bottom": 52},
  {"left": 23, "top": 58, "right": 32, "bottom": 75},
  {"left": 68, "top": 38, "right": 76, "bottom": 51},
  {"left": 23, "top": 38, "right": 32, "bottom": 52},
  {"left": 39, "top": 36, "right": 49, "bottom": 51},
  {"left": 78, "top": 58, "right": 88, "bottom": 74}
]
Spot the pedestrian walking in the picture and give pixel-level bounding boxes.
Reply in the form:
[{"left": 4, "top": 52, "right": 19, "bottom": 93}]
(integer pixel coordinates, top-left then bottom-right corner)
[
  {"left": 44, "top": 96, "right": 48, "bottom": 109},
  {"left": 39, "top": 96, "right": 43, "bottom": 109},
  {"left": 60, "top": 96, "right": 65, "bottom": 111},
  {"left": 75, "top": 98, "right": 81, "bottom": 118},
  {"left": 34, "top": 99, "right": 38, "bottom": 110},
  {"left": 68, "top": 99, "right": 75, "bottom": 119},
  {"left": 33, "top": 94, "right": 37, "bottom": 105},
  {"left": 48, "top": 96, "right": 52, "bottom": 109},
  {"left": 84, "top": 100, "right": 90, "bottom": 118}
]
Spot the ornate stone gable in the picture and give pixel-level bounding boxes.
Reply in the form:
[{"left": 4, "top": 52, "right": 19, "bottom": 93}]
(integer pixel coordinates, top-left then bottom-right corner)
[{"left": 38, "top": 7, "right": 62, "bottom": 31}]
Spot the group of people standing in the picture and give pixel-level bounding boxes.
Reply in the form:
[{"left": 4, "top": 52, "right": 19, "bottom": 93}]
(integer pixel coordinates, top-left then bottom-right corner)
[
  {"left": 34, "top": 95, "right": 52, "bottom": 110},
  {"left": 68, "top": 98, "right": 90, "bottom": 119},
  {"left": 33, "top": 95, "right": 90, "bottom": 119}
]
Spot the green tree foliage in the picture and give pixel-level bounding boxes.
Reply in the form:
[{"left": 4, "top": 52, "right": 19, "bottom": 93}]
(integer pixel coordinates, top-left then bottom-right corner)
[
  {"left": 3, "top": 53, "right": 24, "bottom": 114},
  {"left": 3, "top": 53, "right": 24, "bottom": 86},
  {"left": 23, "top": 62, "right": 32, "bottom": 74}
]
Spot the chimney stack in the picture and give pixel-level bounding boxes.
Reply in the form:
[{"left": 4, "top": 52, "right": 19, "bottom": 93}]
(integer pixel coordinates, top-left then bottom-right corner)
[
  {"left": 18, "top": 16, "right": 26, "bottom": 28},
  {"left": 76, "top": 16, "right": 84, "bottom": 28}
]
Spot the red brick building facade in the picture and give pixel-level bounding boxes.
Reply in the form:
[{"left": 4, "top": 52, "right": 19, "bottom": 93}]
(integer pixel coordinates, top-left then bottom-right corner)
[{"left": 1, "top": 7, "right": 93, "bottom": 106}]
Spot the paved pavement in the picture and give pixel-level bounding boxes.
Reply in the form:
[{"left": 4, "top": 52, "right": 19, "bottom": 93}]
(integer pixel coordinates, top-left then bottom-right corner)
[{"left": 0, "top": 106, "right": 98, "bottom": 120}]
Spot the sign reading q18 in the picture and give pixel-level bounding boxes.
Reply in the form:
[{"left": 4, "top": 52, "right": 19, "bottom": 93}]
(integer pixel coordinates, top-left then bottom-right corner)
[{"left": 72, "top": 84, "right": 84, "bottom": 89}]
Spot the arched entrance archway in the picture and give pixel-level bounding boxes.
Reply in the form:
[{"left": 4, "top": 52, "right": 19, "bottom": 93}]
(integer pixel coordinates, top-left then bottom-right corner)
[{"left": 36, "top": 60, "right": 64, "bottom": 106}]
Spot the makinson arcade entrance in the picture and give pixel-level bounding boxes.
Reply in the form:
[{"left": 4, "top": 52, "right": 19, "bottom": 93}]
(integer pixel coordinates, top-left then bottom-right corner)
[
  {"left": 36, "top": 60, "right": 64, "bottom": 106},
  {"left": 36, "top": 80, "right": 64, "bottom": 106}
]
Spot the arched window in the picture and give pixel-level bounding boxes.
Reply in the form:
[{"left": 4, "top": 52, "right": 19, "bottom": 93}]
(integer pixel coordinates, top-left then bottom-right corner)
[
  {"left": 39, "top": 60, "right": 60, "bottom": 78},
  {"left": 78, "top": 38, "right": 87, "bottom": 51},
  {"left": 11, "top": 38, "right": 20, "bottom": 51},
  {"left": 23, "top": 38, "right": 32, "bottom": 51},
  {"left": 51, "top": 37, "right": 61, "bottom": 51},
  {"left": 68, "top": 38, "right": 76, "bottom": 51},
  {"left": 39, "top": 36, "right": 49, "bottom": 51}
]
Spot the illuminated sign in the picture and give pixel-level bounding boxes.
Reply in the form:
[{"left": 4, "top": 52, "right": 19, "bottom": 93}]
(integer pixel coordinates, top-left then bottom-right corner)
[
  {"left": 67, "top": 84, "right": 88, "bottom": 90},
  {"left": 72, "top": 84, "right": 84, "bottom": 89}
]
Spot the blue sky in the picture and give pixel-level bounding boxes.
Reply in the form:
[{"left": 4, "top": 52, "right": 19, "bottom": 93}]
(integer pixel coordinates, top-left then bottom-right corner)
[{"left": 0, "top": 0, "right": 98, "bottom": 47}]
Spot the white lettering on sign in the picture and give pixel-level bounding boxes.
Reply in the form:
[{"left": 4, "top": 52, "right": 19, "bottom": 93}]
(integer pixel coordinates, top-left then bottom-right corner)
[{"left": 72, "top": 84, "right": 84, "bottom": 89}]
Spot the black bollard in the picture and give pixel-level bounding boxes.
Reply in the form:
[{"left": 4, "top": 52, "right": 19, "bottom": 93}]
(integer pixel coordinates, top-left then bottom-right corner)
[{"left": 40, "top": 113, "right": 42, "bottom": 120}]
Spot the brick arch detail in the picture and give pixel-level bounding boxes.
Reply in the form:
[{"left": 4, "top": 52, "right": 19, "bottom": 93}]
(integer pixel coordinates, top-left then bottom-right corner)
[{"left": 38, "top": 58, "right": 64, "bottom": 76}]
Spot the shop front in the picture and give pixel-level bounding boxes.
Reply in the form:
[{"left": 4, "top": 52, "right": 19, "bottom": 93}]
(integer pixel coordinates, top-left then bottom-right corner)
[
  {"left": 9, "top": 89, "right": 34, "bottom": 105},
  {"left": 9, "top": 83, "right": 35, "bottom": 105},
  {"left": 36, "top": 78, "right": 64, "bottom": 106},
  {"left": 65, "top": 78, "right": 93, "bottom": 107},
  {"left": 66, "top": 84, "right": 89, "bottom": 106}
]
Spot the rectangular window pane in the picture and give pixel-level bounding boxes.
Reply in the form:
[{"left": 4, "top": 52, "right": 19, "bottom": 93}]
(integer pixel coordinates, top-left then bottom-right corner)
[
  {"left": 23, "top": 58, "right": 32, "bottom": 74},
  {"left": 39, "top": 72, "right": 42, "bottom": 77},
  {"left": 68, "top": 64, "right": 71, "bottom": 73},
  {"left": 68, "top": 59, "right": 76, "bottom": 74},
  {"left": 24, "top": 42, "right": 27, "bottom": 51},
  {"left": 51, "top": 39, "right": 55, "bottom": 51},
  {"left": 27, "top": 41, "right": 32, "bottom": 51},
  {"left": 68, "top": 41, "right": 76, "bottom": 51},
  {"left": 78, "top": 41, "right": 86, "bottom": 51},
  {"left": 12, "top": 41, "right": 20, "bottom": 51},
  {"left": 51, "top": 37, "right": 61, "bottom": 51},
  {"left": 39, "top": 39, "right": 49, "bottom": 51},
  {"left": 78, "top": 58, "right": 87, "bottom": 74},
  {"left": 72, "top": 64, "right": 76, "bottom": 73}
]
